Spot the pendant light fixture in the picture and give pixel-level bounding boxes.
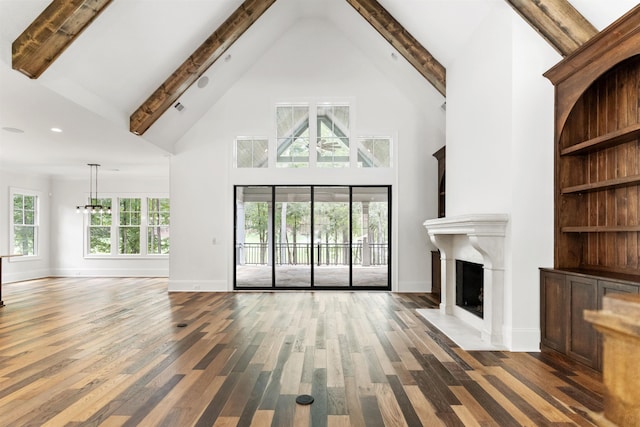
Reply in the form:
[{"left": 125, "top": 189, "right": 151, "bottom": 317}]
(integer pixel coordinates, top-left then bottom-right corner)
[{"left": 76, "top": 163, "right": 111, "bottom": 214}]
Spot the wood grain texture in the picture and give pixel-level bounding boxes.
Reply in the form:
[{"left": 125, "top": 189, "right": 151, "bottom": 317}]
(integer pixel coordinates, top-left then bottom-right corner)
[
  {"left": 506, "top": 0, "right": 597, "bottom": 56},
  {"left": 556, "top": 54, "right": 640, "bottom": 275},
  {"left": 345, "top": 0, "right": 446, "bottom": 97},
  {"left": 0, "top": 277, "right": 605, "bottom": 426},
  {"left": 545, "top": 5, "right": 640, "bottom": 141},
  {"left": 129, "top": 0, "right": 277, "bottom": 135},
  {"left": 12, "top": 0, "right": 112, "bottom": 78}
]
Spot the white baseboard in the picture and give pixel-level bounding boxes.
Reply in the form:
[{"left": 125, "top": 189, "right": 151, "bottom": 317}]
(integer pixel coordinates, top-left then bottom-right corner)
[
  {"left": 51, "top": 268, "right": 169, "bottom": 277},
  {"left": 3, "top": 268, "right": 51, "bottom": 284},
  {"left": 168, "top": 280, "right": 229, "bottom": 292}
]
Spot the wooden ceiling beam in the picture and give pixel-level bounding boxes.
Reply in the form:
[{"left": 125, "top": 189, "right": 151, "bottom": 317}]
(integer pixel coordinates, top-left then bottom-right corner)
[
  {"left": 345, "top": 0, "right": 446, "bottom": 97},
  {"left": 506, "top": 0, "right": 597, "bottom": 57},
  {"left": 12, "top": 0, "right": 113, "bottom": 79},
  {"left": 130, "top": 0, "right": 277, "bottom": 136}
]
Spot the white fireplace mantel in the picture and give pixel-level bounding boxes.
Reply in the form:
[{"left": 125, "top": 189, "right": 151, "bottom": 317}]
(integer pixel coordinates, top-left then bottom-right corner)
[{"left": 423, "top": 214, "right": 509, "bottom": 347}]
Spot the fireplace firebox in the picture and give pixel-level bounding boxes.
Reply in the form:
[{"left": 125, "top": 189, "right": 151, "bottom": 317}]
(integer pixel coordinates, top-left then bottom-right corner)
[{"left": 456, "top": 260, "right": 484, "bottom": 318}]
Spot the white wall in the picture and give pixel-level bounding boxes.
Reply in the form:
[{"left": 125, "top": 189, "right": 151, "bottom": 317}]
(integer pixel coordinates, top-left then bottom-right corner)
[
  {"left": 507, "top": 13, "right": 559, "bottom": 350},
  {"left": 50, "top": 175, "right": 170, "bottom": 277},
  {"left": 0, "top": 169, "right": 51, "bottom": 282},
  {"left": 169, "top": 18, "right": 446, "bottom": 292},
  {"left": 445, "top": 3, "right": 559, "bottom": 350}
]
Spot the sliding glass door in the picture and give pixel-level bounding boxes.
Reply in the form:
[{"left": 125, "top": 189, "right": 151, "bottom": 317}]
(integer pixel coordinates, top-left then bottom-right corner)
[
  {"left": 275, "top": 187, "right": 311, "bottom": 287},
  {"left": 234, "top": 185, "right": 390, "bottom": 290},
  {"left": 314, "top": 187, "right": 350, "bottom": 287},
  {"left": 352, "top": 187, "right": 389, "bottom": 287}
]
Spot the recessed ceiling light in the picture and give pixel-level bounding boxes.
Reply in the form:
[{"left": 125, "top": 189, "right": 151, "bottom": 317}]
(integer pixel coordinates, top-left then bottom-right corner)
[
  {"left": 391, "top": 52, "right": 398, "bottom": 60},
  {"left": 224, "top": 54, "right": 232, "bottom": 62},
  {"left": 51, "top": 127, "right": 63, "bottom": 133},
  {"left": 2, "top": 127, "right": 24, "bottom": 133}
]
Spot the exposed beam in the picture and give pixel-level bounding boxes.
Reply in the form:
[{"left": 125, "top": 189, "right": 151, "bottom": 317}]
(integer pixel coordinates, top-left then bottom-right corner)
[
  {"left": 12, "top": 0, "right": 113, "bottom": 79},
  {"left": 130, "top": 0, "right": 277, "bottom": 136},
  {"left": 506, "top": 0, "right": 597, "bottom": 57},
  {"left": 345, "top": 0, "right": 446, "bottom": 97}
]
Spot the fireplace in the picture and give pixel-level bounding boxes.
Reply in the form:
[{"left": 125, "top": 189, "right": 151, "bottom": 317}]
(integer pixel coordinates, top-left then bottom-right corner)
[
  {"left": 456, "top": 260, "right": 483, "bottom": 318},
  {"left": 423, "top": 214, "right": 508, "bottom": 348}
]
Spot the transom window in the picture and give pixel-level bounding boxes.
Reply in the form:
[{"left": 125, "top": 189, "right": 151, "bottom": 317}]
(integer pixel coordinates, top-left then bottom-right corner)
[
  {"left": 235, "top": 138, "right": 268, "bottom": 168},
  {"left": 358, "top": 137, "right": 392, "bottom": 168},
  {"left": 237, "top": 102, "right": 392, "bottom": 169},
  {"left": 317, "top": 104, "right": 350, "bottom": 168},
  {"left": 276, "top": 104, "right": 310, "bottom": 168}
]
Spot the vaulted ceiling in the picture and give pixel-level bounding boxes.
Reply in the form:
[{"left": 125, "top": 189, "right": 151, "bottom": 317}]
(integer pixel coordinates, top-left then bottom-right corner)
[{"left": 0, "top": 0, "right": 637, "bottom": 177}]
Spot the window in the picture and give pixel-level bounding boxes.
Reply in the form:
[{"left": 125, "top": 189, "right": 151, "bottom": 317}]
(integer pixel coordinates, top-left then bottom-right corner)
[
  {"left": 236, "top": 137, "right": 268, "bottom": 168},
  {"left": 88, "top": 198, "right": 112, "bottom": 255},
  {"left": 11, "top": 190, "right": 38, "bottom": 256},
  {"left": 147, "top": 198, "right": 170, "bottom": 254},
  {"left": 276, "top": 104, "right": 310, "bottom": 168},
  {"left": 317, "top": 104, "right": 350, "bottom": 168},
  {"left": 119, "top": 198, "right": 141, "bottom": 254},
  {"left": 358, "top": 137, "right": 391, "bottom": 168},
  {"left": 84, "top": 195, "right": 169, "bottom": 257},
  {"left": 239, "top": 102, "right": 395, "bottom": 170}
]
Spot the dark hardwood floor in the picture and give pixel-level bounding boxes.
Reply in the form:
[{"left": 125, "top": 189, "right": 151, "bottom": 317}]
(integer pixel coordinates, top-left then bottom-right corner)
[{"left": 0, "top": 277, "right": 603, "bottom": 426}]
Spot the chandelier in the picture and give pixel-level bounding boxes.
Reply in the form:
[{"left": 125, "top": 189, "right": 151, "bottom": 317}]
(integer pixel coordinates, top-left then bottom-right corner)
[{"left": 76, "top": 163, "right": 111, "bottom": 214}]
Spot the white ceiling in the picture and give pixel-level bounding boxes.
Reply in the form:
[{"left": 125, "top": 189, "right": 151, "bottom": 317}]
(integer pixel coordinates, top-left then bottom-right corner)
[{"left": 0, "top": 0, "right": 637, "bottom": 178}]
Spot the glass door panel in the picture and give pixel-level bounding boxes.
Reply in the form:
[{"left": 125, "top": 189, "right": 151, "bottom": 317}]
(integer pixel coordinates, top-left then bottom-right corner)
[
  {"left": 313, "top": 187, "right": 350, "bottom": 287},
  {"left": 235, "top": 186, "right": 273, "bottom": 288},
  {"left": 275, "top": 187, "right": 311, "bottom": 287},
  {"left": 352, "top": 187, "right": 389, "bottom": 287}
]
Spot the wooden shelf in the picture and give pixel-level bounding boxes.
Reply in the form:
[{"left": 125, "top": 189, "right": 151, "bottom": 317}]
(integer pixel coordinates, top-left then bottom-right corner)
[
  {"left": 562, "top": 226, "right": 640, "bottom": 233},
  {"left": 560, "top": 123, "right": 640, "bottom": 156},
  {"left": 562, "top": 175, "right": 640, "bottom": 194}
]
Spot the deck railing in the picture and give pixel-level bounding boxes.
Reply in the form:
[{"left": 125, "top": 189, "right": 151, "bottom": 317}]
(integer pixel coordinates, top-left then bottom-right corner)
[{"left": 236, "top": 242, "right": 388, "bottom": 266}]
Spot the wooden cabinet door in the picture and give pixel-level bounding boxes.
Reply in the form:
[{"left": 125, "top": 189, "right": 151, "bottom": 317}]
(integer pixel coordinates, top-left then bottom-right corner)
[
  {"left": 597, "top": 280, "right": 639, "bottom": 308},
  {"left": 567, "top": 275, "right": 598, "bottom": 368},
  {"left": 540, "top": 270, "right": 568, "bottom": 353}
]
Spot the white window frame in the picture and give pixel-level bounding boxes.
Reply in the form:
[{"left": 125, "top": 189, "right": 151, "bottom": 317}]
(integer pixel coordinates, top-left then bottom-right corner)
[
  {"left": 83, "top": 193, "right": 170, "bottom": 259},
  {"left": 146, "top": 197, "right": 170, "bottom": 255},
  {"left": 275, "top": 103, "right": 312, "bottom": 168},
  {"left": 357, "top": 136, "right": 393, "bottom": 168},
  {"left": 9, "top": 187, "right": 40, "bottom": 260},
  {"left": 87, "top": 197, "right": 113, "bottom": 256},
  {"left": 315, "top": 102, "right": 351, "bottom": 168},
  {"left": 234, "top": 137, "right": 269, "bottom": 168}
]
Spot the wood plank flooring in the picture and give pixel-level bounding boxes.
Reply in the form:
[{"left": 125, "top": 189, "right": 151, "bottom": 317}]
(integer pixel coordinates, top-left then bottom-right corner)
[{"left": 0, "top": 277, "right": 604, "bottom": 426}]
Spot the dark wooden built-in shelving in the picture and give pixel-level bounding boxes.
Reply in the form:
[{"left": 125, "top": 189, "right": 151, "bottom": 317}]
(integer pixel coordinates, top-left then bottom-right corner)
[
  {"left": 562, "top": 226, "right": 640, "bottom": 233},
  {"left": 560, "top": 123, "right": 640, "bottom": 156},
  {"left": 561, "top": 174, "right": 640, "bottom": 194},
  {"left": 540, "top": 5, "right": 640, "bottom": 372}
]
